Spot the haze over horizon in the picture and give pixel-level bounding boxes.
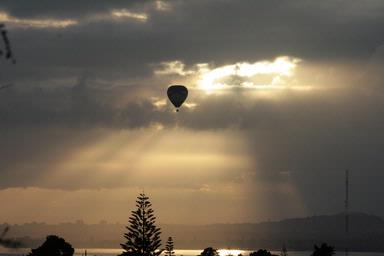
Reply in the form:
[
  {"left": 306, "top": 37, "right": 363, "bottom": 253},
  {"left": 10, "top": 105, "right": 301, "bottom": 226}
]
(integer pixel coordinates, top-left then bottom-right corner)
[
  {"left": 1, "top": 211, "right": 378, "bottom": 225},
  {"left": 1, "top": 0, "right": 384, "bottom": 225}
]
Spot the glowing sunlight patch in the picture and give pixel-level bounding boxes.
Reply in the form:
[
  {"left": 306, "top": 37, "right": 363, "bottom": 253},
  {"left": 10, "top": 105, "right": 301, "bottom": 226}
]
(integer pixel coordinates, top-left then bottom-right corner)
[
  {"left": 198, "top": 57, "right": 301, "bottom": 92},
  {"left": 183, "top": 102, "right": 197, "bottom": 109},
  {"left": 154, "top": 57, "right": 304, "bottom": 93},
  {"left": 0, "top": 11, "right": 78, "bottom": 28},
  {"left": 111, "top": 9, "right": 148, "bottom": 22},
  {"left": 218, "top": 249, "right": 245, "bottom": 256},
  {"left": 155, "top": 1, "right": 172, "bottom": 11},
  {"left": 151, "top": 97, "right": 167, "bottom": 109}
]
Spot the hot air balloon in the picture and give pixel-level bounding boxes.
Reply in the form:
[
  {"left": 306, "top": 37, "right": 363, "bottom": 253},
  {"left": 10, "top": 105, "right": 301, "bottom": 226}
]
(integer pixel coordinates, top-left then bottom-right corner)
[{"left": 167, "top": 85, "right": 188, "bottom": 112}]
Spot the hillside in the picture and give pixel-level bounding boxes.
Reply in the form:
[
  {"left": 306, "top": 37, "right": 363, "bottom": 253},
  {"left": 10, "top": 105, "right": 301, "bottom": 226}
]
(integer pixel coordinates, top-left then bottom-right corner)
[{"left": 2, "top": 212, "right": 384, "bottom": 251}]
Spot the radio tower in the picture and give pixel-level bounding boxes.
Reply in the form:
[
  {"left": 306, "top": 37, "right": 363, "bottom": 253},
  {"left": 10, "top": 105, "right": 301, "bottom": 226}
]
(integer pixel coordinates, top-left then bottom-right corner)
[{"left": 345, "top": 170, "right": 349, "bottom": 256}]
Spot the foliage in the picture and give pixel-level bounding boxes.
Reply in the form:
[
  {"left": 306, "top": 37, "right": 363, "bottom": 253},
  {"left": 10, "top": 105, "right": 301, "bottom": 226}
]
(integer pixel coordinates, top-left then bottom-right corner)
[
  {"left": 28, "top": 235, "right": 74, "bottom": 256},
  {"left": 165, "top": 237, "right": 175, "bottom": 256},
  {"left": 120, "top": 193, "right": 162, "bottom": 256},
  {"left": 250, "top": 249, "right": 276, "bottom": 256},
  {"left": 199, "top": 247, "right": 219, "bottom": 256},
  {"left": 311, "top": 243, "right": 335, "bottom": 256}
]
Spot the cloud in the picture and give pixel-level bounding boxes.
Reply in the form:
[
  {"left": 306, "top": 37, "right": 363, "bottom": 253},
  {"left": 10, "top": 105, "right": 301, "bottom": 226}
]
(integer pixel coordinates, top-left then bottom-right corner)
[
  {"left": 0, "top": 0, "right": 383, "bottom": 86},
  {"left": 154, "top": 61, "right": 195, "bottom": 76},
  {"left": 0, "top": 11, "right": 78, "bottom": 28},
  {"left": 0, "top": 6, "right": 153, "bottom": 29},
  {"left": 0, "top": 0, "right": 152, "bottom": 19},
  {"left": 1, "top": 61, "right": 384, "bottom": 219},
  {"left": 0, "top": 0, "right": 384, "bottom": 222},
  {"left": 110, "top": 9, "right": 148, "bottom": 22},
  {"left": 0, "top": 53, "right": 381, "bottom": 130},
  {"left": 156, "top": 57, "right": 301, "bottom": 92}
]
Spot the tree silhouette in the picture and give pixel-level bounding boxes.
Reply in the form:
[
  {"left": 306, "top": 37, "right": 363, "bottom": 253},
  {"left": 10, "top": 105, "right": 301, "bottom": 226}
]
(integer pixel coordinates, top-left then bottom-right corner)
[
  {"left": 28, "top": 235, "right": 74, "bottom": 256},
  {"left": 311, "top": 243, "right": 335, "bottom": 256},
  {"left": 250, "top": 249, "right": 276, "bottom": 256},
  {"left": 165, "top": 237, "right": 175, "bottom": 256},
  {"left": 120, "top": 193, "right": 162, "bottom": 256},
  {"left": 199, "top": 247, "right": 219, "bottom": 256}
]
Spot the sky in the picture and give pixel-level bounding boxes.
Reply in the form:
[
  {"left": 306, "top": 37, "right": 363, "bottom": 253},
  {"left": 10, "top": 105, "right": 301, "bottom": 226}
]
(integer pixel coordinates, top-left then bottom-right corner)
[{"left": 0, "top": 0, "right": 384, "bottom": 225}]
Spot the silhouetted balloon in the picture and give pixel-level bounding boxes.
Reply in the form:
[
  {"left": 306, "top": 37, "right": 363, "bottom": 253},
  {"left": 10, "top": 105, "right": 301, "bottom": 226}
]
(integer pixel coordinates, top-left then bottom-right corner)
[{"left": 167, "top": 85, "right": 188, "bottom": 112}]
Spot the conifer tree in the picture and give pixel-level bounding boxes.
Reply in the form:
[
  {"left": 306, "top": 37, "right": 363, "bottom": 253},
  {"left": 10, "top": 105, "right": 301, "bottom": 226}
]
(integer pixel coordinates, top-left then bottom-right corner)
[
  {"left": 120, "top": 193, "right": 162, "bottom": 256},
  {"left": 165, "top": 237, "right": 175, "bottom": 256}
]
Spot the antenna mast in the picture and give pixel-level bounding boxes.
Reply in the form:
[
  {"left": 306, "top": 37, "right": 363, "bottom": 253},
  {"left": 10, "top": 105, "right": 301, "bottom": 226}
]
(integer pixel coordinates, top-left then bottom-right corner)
[{"left": 345, "top": 170, "right": 349, "bottom": 256}]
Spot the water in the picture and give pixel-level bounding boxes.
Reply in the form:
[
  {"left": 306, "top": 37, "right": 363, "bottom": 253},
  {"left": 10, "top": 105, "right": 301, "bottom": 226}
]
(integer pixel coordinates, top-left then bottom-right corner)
[{"left": 1, "top": 249, "right": 384, "bottom": 256}]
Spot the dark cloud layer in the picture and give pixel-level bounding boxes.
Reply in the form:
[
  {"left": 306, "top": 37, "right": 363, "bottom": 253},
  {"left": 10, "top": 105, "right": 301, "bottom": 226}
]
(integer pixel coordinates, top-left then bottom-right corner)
[
  {"left": 0, "top": 0, "right": 150, "bottom": 19},
  {"left": 1, "top": 0, "right": 384, "bottom": 86},
  {"left": 1, "top": 0, "right": 384, "bottom": 221}
]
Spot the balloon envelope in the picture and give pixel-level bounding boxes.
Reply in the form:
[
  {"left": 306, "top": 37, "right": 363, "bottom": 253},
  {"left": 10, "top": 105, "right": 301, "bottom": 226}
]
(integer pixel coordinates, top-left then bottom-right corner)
[{"left": 167, "top": 85, "right": 188, "bottom": 110}]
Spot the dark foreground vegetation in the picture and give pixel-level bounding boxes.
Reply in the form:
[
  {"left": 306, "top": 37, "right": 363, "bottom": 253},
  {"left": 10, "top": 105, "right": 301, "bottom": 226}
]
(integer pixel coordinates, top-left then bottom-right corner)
[{"left": 27, "top": 235, "right": 74, "bottom": 256}]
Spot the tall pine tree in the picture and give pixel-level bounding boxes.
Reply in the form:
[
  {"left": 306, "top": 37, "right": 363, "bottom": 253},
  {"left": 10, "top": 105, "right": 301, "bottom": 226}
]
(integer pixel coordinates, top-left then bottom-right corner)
[
  {"left": 165, "top": 237, "right": 175, "bottom": 256},
  {"left": 120, "top": 193, "right": 162, "bottom": 256}
]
